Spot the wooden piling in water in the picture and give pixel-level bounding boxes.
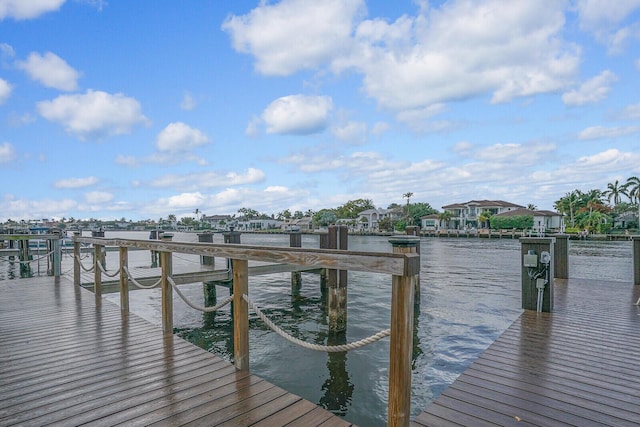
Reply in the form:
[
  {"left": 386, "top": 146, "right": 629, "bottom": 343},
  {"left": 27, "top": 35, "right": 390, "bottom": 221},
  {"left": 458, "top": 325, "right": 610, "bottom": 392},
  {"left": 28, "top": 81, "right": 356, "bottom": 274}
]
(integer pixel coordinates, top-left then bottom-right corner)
[
  {"left": 388, "top": 235, "right": 419, "bottom": 427},
  {"left": 327, "top": 225, "right": 348, "bottom": 333},
  {"left": 232, "top": 258, "right": 249, "bottom": 371},
  {"left": 554, "top": 234, "right": 569, "bottom": 279},
  {"left": 197, "top": 231, "right": 215, "bottom": 266},
  {"left": 290, "top": 232, "right": 302, "bottom": 292}
]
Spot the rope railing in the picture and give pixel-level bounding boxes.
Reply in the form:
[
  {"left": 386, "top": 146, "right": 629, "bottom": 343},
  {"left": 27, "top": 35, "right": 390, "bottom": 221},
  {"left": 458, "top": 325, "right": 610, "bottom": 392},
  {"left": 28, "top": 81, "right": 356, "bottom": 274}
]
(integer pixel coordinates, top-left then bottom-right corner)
[
  {"left": 167, "top": 276, "right": 233, "bottom": 312},
  {"left": 123, "top": 265, "right": 161, "bottom": 289},
  {"left": 75, "top": 254, "right": 95, "bottom": 272},
  {"left": 97, "top": 261, "right": 120, "bottom": 278},
  {"left": 243, "top": 294, "right": 391, "bottom": 353},
  {"left": 0, "top": 250, "right": 54, "bottom": 265}
]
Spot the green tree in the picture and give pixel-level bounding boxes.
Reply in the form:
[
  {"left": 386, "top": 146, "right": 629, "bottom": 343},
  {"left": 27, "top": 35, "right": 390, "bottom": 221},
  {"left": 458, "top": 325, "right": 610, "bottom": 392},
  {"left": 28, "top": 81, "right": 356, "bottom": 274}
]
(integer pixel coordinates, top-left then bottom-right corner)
[
  {"left": 438, "top": 211, "right": 452, "bottom": 229},
  {"left": 407, "top": 202, "right": 437, "bottom": 227},
  {"left": 335, "top": 199, "right": 375, "bottom": 218},
  {"left": 478, "top": 210, "right": 493, "bottom": 228},
  {"left": 603, "top": 180, "right": 628, "bottom": 206},
  {"left": 624, "top": 176, "right": 640, "bottom": 228},
  {"left": 314, "top": 209, "right": 338, "bottom": 226},
  {"left": 526, "top": 204, "right": 537, "bottom": 211},
  {"left": 402, "top": 192, "right": 414, "bottom": 224},
  {"left": 554, "top": 190, "right": 581, "bottom": 227},
  {"left": 277, "top": 209, "right": 292, "bottom": 221},
  {"left": 237, "top": 207, "right": 259, "bottom": 220}
]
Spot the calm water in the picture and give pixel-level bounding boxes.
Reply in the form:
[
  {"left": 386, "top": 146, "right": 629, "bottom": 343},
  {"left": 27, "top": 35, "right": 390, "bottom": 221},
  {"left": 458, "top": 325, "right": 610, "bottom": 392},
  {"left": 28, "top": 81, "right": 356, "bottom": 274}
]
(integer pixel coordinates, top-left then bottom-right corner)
[{"left": 1, "top": 232, "right": 634, "bottom": 425}]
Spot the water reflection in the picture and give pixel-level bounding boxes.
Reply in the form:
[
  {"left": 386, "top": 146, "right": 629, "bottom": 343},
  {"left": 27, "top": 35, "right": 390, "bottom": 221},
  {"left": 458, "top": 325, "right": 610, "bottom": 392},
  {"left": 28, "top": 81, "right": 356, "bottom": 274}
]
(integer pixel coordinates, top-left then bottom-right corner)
[{"left": 318, "top": 333, "right": 353, "bottom": 415}]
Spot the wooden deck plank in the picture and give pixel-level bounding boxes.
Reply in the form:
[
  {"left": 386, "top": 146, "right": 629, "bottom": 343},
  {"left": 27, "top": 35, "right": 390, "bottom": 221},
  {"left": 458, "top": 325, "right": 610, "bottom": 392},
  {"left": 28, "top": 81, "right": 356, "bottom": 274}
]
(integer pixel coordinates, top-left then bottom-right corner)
[
  {"left": 416, "top": 278, "right": 640, "bottom": 426},
  {"left": 0, "top": 276, "right": 350, "bottom": 427}
]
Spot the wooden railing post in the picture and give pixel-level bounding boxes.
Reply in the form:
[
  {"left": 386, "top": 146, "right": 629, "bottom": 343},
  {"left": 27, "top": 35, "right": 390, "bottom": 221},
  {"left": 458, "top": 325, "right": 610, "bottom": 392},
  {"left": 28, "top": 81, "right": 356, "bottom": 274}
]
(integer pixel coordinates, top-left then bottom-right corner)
[
  {"left": 290, "top": 232, "right": 302, "bottom": 292},
  {"left": 554, "top": 234, "right": 569, "bottom": 279},
  {"left": 161, "top": 251, "right": 173, "bottom": 333},
  {"left": 327, "top": 225, "right": 348, "bottom": 333},
  {"left": 232, "top": 258, "right": 249, "bottom": 371},
  {"left": 119, "top": 246, "right": 129, "bottom": 312},
  {"left": 50, "top": 236, "right": 61, "bottom": 277},
  {"left": 388, "top": 236, "right": 419, "bottom": 427},
  {"left": 93, "top": 244, "right": 103, "bottom": 296},
  {"left": 73, "top": 239, "right": 80, "bottom": 287},
  {"left": 633, "top": 236, "right": 640, "bottom": 286}
]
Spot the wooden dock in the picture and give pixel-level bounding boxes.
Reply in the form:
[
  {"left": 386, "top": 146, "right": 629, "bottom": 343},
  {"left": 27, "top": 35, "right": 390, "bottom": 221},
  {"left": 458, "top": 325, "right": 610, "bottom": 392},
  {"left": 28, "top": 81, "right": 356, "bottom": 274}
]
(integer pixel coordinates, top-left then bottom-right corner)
[
  {"left": 0, "top": 276, "right": 352, "bottom": 426},
  {"left": 414, "top": 277, "right": 640, "bottom": 426}
]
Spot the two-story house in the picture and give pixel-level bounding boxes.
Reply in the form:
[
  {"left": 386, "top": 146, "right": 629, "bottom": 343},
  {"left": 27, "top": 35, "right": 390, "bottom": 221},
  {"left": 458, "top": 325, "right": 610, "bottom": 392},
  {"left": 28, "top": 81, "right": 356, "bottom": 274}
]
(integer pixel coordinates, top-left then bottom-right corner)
[{"left": 441, "top": 200, "right": 525, "bottom": 229}]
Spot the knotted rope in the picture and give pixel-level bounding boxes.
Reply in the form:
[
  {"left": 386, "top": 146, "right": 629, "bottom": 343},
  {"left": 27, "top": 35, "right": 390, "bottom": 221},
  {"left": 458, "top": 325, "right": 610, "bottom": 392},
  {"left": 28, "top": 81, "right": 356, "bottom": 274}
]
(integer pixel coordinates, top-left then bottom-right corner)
[{"left": 243, "top": 294, "right": 390, "bottom": 352}]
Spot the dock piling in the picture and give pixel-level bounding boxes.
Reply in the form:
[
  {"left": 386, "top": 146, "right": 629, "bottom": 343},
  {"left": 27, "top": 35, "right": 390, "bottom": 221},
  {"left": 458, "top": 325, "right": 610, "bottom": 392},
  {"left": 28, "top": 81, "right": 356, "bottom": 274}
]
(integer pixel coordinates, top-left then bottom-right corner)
[
  {"left": 327, "top": 225, "right": 348, "bottom": 333},
  {"left": 520, "top": 237, "right": 555, "bottom": 312}
]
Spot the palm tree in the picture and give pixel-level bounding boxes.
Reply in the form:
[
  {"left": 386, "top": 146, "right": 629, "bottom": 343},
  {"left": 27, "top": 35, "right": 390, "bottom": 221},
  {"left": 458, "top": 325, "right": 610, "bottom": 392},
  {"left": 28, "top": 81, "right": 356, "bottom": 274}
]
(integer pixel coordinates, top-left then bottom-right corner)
[
  {"left": 437, "top": 211, "right": 452, "bottom": 230},
  {"left": 554, "top": 190, "right": 581, "bottom": 228},
  {"left": 478, "top": 210, "right": 492, "bottom": 229},
  {"left": 581, "top": 189, "right": 603, "bottom": 215},
  {"left": 603, "top": 180, "right": 628, "bottom": 206},
  {"left": 402, "top": 192, "right": 414, "bottom": 225},
  {"left": 624, "top": 176, "right": 640, "bottom": 228},
  {"left": 527, "top": 203, "right": 537, "bottom": 211}
]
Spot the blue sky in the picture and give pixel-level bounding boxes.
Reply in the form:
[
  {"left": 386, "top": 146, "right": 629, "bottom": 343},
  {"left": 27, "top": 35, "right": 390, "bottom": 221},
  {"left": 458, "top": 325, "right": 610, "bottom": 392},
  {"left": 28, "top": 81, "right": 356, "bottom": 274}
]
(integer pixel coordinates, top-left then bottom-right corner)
[{"left": 1, "top": 0, "right": 639, "bottom": 221}]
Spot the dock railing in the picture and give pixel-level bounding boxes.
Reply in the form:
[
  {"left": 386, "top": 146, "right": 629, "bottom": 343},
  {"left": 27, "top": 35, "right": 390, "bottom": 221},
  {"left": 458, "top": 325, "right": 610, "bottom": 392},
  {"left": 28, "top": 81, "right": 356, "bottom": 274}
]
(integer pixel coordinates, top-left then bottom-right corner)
[{"left": 73, "top": 235, "right": 420, "bottom": 427}]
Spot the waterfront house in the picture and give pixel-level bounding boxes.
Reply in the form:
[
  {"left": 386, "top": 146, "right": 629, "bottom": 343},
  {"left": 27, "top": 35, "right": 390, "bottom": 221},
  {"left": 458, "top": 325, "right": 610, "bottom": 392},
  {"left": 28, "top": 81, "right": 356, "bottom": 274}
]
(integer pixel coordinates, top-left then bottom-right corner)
[
  {"left": 420, "top": 214, "right": 440, "bottom": 231},
  {"left": 441, "top": 200, "right": 525, "bottom": 229},
  {"left": 357, "top": 208, "right": 403, "bottom": 231},
  {"left": 282, "top": 217, "right": 314, "bottom": 232},
  {"left": 493, "top": 208, "right": 564, "bottom": 233},
  {"left": 202, "top": 215, "right": 233, "bottom": 231}
]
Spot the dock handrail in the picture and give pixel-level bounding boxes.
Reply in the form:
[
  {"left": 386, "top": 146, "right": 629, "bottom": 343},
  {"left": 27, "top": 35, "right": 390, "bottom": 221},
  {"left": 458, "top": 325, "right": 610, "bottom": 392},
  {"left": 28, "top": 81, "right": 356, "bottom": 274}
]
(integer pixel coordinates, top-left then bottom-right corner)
[{"left": 73, "top": 235, "right": 420, "bottom": 427}]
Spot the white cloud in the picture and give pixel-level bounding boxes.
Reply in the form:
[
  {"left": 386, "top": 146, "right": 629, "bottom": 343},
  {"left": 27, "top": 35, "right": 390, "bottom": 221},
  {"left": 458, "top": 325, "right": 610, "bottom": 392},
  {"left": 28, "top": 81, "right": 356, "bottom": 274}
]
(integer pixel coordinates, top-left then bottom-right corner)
[
  {"left": 161, "top": 192, "right": 207, "bottom": 209},
  {"left": 620, "top": 103, "right": 640, "bottom": 120},
  {"left": 150, "top": 167, "right": 266, "bottom": 191},
  {"left": 1, "top": 194, "right": 77, "bottom": 222},
  {"left": 54, "top": 176, "right": 98, "bottom": 189},
  {"left": 0, "top": 42, "right": 15, "bottom": 57},
  {"left": 245, "top": 115, "right": 261, "bottom": 137},
  {"left": 222, "top": 0, "right": 365, "bottom": 76},
  {"left": 180, "top": 91, "right": 196, "bottom": 110},
  {"left": 7, "top": 112, "right": 35, "bottom": 127},
  {"left": 578, "top": 125, "right": 640, "bottom": 140},
  {"left": 156, "top": 122, "right": 210, "bottom": 152},
  {"left": 84, "top": 191, "right": 114, "bottom": 204},
  {"left": 0, "top": 142, "right": 16, "bottom": 163},
  {"left": 262, "top": 94, "right": 333, "bottom": 135},
  {"left": 562, "top": 70, "right": 618, "bottom": 106},
  {"left": 574, "top": 0, "right": 640, "bottom": 53},
  {"left": 17, "top": 51, "right": 80, "bottom": 91},
  {"left": 575, "top": 0, "right": 640, "bottom": 31},
  {"left": 37, "top": 90, "right": 149, "bottom": 140},
  {"left": 475, "top": 143, "right": 556, "bottom": 166},
  {"left": 0, "top": 78, "right": 11, "bottom": 104},
  {"left": 331, "top": 120, "right": 367, "bottom": 144},
  {"left": 115, "top": 154, "right": 138, "bottom": 167},
  {"left": 370, "top": 121, "right": 390, "bottom": 135},
  {"left": 343, "top": 1, "right": 579, "bottom": 110},
  {"left": 0, "top": 0, "right": 65, "bottom": 20}
]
